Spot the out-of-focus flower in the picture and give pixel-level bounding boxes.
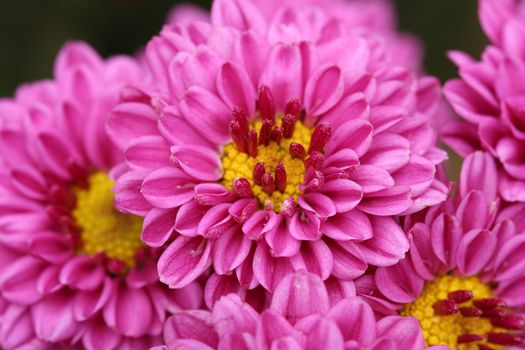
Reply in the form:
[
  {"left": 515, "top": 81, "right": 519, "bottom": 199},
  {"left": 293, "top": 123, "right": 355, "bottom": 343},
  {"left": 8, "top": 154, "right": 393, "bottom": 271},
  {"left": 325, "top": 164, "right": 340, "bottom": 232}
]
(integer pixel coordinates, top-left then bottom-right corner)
[
  {"left": 0, "top": 42, "right": 202, "bottom": 350},
  {"left": 108, "top": 0, "right": 448, "bottom": 303},
  {"left": 443, "top": 0, "right": 525, "bottom": 202},
  {"left": 152, "top": 271, "right": 446, "bottom": 350},
  {"left": 362, "top": 152, "right": 525, "bottom": 349}
]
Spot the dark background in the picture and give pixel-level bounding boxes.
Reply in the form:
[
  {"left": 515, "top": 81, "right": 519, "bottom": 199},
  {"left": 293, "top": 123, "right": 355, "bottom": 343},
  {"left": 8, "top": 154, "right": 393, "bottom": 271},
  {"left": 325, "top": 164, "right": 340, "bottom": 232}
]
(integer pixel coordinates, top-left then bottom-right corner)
[{"left": 0, "top": 0, "right": 486, "bottom": 96}]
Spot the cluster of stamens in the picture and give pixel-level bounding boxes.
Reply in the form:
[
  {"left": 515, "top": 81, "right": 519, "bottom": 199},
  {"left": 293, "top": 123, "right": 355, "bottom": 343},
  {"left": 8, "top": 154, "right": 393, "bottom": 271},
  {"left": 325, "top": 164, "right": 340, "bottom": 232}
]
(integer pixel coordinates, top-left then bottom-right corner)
[
  {"left": 431, "top": 291, "right": 524, "bottom": 349},
  {"left": 222, "top": 85, "right": 332, "bottom": 211},
  {"left": 45, "top": 163, "right": 146, "bottom": 274}
]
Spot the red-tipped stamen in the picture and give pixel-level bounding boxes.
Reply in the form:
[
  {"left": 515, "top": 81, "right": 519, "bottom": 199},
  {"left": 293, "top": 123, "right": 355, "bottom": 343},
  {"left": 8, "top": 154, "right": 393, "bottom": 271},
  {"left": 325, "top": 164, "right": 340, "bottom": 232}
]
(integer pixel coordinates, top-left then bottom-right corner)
[
  {"left": 253, "top": 163, "right": 266, "bottom": 186},
  {"left": 478, "top": 345, "right": 496, "bottom": 350},
  {"left": 59, "top": 215, "right": 81, "bottom": 235},
  {"left": 262, "top": 172, "right": 275, "bottom": 194},
  {"left": 49, "top": 184, "right": 76, "bottom": 209},
  {"left": 46, "top": 204, "right": 71, "bottom": 222},
  {"left": 135, "top": 247, "right": 151, "bottom": 264},
  {"left": 271, "top": 126, "right": 283, "bottom": 144},
  {"left": 282, "top": 114, "right": 298, "bottom": 138},
  {"left": 229, "top": 119, "right": 248, "bottom": 152},
  {"left": 281, "top": 198, "right": 296, "bottom": 217},
  {"left": 449, "top": 290, "right": 474, "bottom": 304},
  {"left": 460, "top": 307, "right": 483, "bottom": 317},
  {"left": 106, "top": 259, "right": 126, "bottom": 274},
  {"left": 309, "top": 123, "right": 332, "bottom": 153},
  {"left": 289, "top": 142, "right": 306, "bottom": 159},
  {"left": 306, "top": 151, "right": 325, "bottom": 170},
  {"left": 284, "top": 98, "right": 301, "bottom": 119},
  {"left": 232, "top": 107, "right": 250, "bottom": 135},
  {"left": 233, "top": 178, "right": 254, "bottom": 198},
  {"left": 275, "top": 162, "right": 287, "bottom": 193},
  {"left": 259, "top": 119, "right": 273, "bottom": 145},
  {"left": 247, "top": 130, "right": 258, "bottom": 157},
  {"left": 64, "top": 231, "right": 82, "bottom": 248},
  {"left": 491, "top": 315, "right": 525, "bottom": 330},
  {"left": 487, "top": 333, "right": 523, "bottom": 346},
  {"left": 457, "top": 334, "right": 485, "bottom": 343},
  {"left": 474, "top": 298, "right": 507, "bottom": 309},
  {"left": 258, "top": 85, "right": 275, "bottom": 124},
  {"left": 481, "top": 308, "right": 505, "bottom": 318},
  {"left": 433, "top": 300, "right": 459, "bottom": 315}
]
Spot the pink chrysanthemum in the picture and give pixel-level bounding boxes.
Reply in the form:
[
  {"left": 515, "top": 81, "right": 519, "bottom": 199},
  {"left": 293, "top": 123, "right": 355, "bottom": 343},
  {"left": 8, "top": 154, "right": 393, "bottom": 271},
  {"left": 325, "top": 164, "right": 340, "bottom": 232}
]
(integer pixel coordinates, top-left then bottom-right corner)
[
  {"left": 152, "top": 271, "right": 446, "bottom": 350},
  {"left": 360, "top": 152, "right": 525, "bottom": 349},
  {"left": 443, "top": 0, "right": 525, "bottom": 202},
  {"left": 108, "top": 0, "right": 447, "bottom": 300},
  {"left": 0, "top": 42, "right": 202, "bottom": 350}
]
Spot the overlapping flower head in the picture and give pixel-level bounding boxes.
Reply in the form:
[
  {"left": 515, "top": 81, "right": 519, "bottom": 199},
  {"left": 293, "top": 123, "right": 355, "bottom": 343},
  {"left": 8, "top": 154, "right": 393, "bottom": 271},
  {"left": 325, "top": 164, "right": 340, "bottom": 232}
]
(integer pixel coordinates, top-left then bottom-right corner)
[
  {"left": 443, "top": 0, "right": 525, "bottom": 202},
  {"left": 0, "top": 42, "right": 202, "bottom": 350},
  {"left": 152, "top": 271, "right": 447, "bottom": 350},
  {"left": 361, "top": 152, "right": 525, "bottom": 349},
  {"left": 108, "top": 0, "right": 448, "bottom": 302}
]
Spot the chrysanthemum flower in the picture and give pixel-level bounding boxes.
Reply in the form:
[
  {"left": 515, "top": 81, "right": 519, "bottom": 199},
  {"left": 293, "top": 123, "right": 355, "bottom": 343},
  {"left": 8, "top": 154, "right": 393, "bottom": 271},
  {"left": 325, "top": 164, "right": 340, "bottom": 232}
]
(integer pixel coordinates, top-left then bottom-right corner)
[
  {"left": 0, "top": 42, "right": 202, "bottom": 350},
  {"left": 152, "top": 271, "right": 446, "bottom": 350},
  {"left": 365, "top": 152, "right": 525, "bottom": 349},
  {"left": 108, "top": 0, "right": 447, "bottom": 300},
  {"left": 443, "top": 0, "right": 525, "bottom": 202}
]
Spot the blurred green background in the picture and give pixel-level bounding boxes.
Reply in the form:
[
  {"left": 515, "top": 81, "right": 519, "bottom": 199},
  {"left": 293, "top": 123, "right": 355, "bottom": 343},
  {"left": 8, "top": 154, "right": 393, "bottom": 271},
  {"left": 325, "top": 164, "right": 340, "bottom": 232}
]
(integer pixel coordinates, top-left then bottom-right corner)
[{"left": 0, "top": 0, "right": 486, "bottom": 96}]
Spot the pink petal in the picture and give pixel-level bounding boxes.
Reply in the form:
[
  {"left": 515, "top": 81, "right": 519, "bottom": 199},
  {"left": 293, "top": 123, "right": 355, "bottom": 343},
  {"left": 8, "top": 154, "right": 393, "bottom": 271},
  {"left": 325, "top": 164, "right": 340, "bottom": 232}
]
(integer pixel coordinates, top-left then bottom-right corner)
[
  {"left": 171, "top": 145, "right": 222, "bottom": 182},
  {"left": 164, "top": 311, "right": 217, "bottom": 348},
  {"left": 142, "top": 208, "right": 177, "bottom": 247},
  {"left": 348, "top": 165, "right": 395, "bottom": 193},
  {"left": 326, "top": 119, "right": 373, "bottom": 157},
  {"left": 304, "top": 64, "right": 344, "bottom": 120},
  {"left": 430, "top": 213, "right": 462, "bottom": 268},
  {"left": 376, "top": 316, "right": 425, "bottom": 350},
  {"left": 253, "top": 242, "right": 294, "bottom": 291},
  {"left": 32, "top": 291, "right": 78, "bottom": 342},
  {"left": 455, "top": 190, "right": 489, "bottom": 232},
  {"left": 229, "top": 198, "right": 258, "bottom": 223},
  {"left": 456, "top": 229, "right": 496, "bottom": 276},
  {"left": 212, "top": 225, "right": 252, "bottom": 274},
  {"left": 328, "top": 298, "right": 376, "bottom": 345},
  {"left": 361, "top": 133, "right": 410, "bottom": 173},
  {"left": 270, "top": 271, "right": 330, "bottom": 323},
  {"left": 197, "top": 203, "right": 233, "bottom": 239},
  {"left": 204, "top": 273, "right": 244, "bottom": 310},
  {"left": 195, "top": 183, "right": 235, "bottom": 206},
  {"left": 159, "top": 111, "right": 214, "bottom": 148},
  {"left": 73, "top": 277, "right": 115, "bottom": 321},
  {"left": 175, "top": 201, "right": 207, "bottom": 237},
  {"left": 82, "top": 318, "right": 121, "bottom": 350},
  {"left": 290, "top": 240, "right": 333, "bottom": 280},
  {"left": 299, "top": 193, "right": 337, "bottom": 219},
  {"left": 211, "top": 0, "right": 266, "bottom": 34},
  {"left": 288, "top": 210, "right": 321, "bottom": 241},
  {"left": 492, "top": 234, "right": 525, "bottom": 282},
  {"left": 125, "top": 135, "right": 171, "bottom": 170},
  {"left": 114, "top": 170, "right": 152, "bottom": 215},
  {"left": 358, "top": 186, "right": 412, "bottom": 216},
  {"left": 265, "top": 218, "right": 301, "bottom": 257},
  {"left": 59, "top": 255, "right": 104, "bottom": 291},
  {"left": 242, "top": 210, "right": 278, "bottom": 240},
  {"left": 0, "top": 256, "right": 45, "bottom": 305},
  {"left": 326, "top": 240, "right": 367, "bottom": 280},
  {"left": 319, "top": 179, "right": 362, "bottom": 213},
  {"left": 142, "top": 167, "right": 195, "bottom": 209},
  {"left": 216, "top": 62, "right": 256, "bottom": 116},
  {"left": 392, "top": 156, "right": 435, "bottom": 197},
  {"left": 107, "top": 102, "right": 158, "bottom": 150},
  {"left": 158, "top": 236, "right": 212, "bottom": 288},
  {"left": 110, "top": 285, "right": 154, "bottom": 337},
  {"left": 256, "top": 310, "right": 297, "bottom": 349},
  {"left": 321, "top": 210, "right": 372, "bottom": 241},
  {"left": 375, "top": 260, "right": 423, "bottom": 304}
]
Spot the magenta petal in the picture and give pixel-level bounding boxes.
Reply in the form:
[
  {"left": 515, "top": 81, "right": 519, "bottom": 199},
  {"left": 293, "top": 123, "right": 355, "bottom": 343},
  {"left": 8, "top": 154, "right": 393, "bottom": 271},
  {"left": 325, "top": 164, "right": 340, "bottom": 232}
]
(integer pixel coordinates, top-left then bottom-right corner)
[
  {"left": 73, "top": 277, "right": 115, "bottom": 321},
  {"left": 158, "top": 236, "right": 212, "bottom": 288},
  {"left": 32, "top": 291, "right": 78, "bottom": 342},
  {"left": 114, "top": 170, "right": 152, "bottom": 215},
  {"left": 164, "top": 310, "right": 217, "bottom": 348},
  {"left": 211, "top": 294, "right": 259, "bottom": 335},
  {"left": 212, "top": 225, "right": 252, "bottom": 274},
  {"left": 197, "top": 203, "right": 233, "bottom": 239},
  {"left": 175, "top": 201, "right": 207, "bottom": 237},
  {"left": 236, "top": 247, "right": 258, "bottom": 289},
  {"left": 142, "top": 208, "right": 177, "bottom": 247},
  {"left": 82, "top": 319, "right": 121, "bottom": 350},
  {"left": 328, "top": 298, "right": 376, "bottom": 345},
  {"left": 288, "top": 210, "right": 322, "bottom": 241},
  {"left": 171, "top": 145, "right": 222, "bottom": 182},
  {"left": 358, "top": 217, "right": 409, "bottom": 266},
  {"left": 361, "top": 133, "right": 410, "bottom": 173},
  {"left": 142, "top": 167, "right": 196, "bottom": 209},
  {"left": 0, "top": 256, "right": 45, "bottom": 305},
  {"left": 324, "top": 278, "right": 356, "bottom": 306},
  {"left": 59, "top": 255, "right": 104, "bottom": 291},
  {"left": 159, "top": 111, "right": 214, "bottom": 148},
  {"left": 253, "top": 242, "right": 294, "bottom": 291},
  {"left": 111, "top": 286, "right": 153, "bottom": 337},
  {"left": 304, "top": 64, "right": 344, "bottom": 118},
  {"left": 9, "top": 166, "right": 47, "bottom": 200},
  {"left": 28, "top": 231, "right": 72, "bottom": 264},
  {"left": 321, "top": 210, "right": 372, "bottom": 241},
  {"left": 392, "top": 156, "right": 435, "bottom": 197},
  {"left": 460, "top": 151, "right": 498, "bottom": 203},
  {"left": 229, "top": 198, "right": 258, "bottom": 223},
  {"left": 242, "top": 210, "right": 278, "bottom": 240},
  {"left": 319, "top": 179, "right": 362, "bottom": 213},
  {"left": 270, "top": 271, "right": 330, "bottom": 323},
  {"left": 375, "top": 260, "right": 423, "bottom": 304},
  {"left": 456, "top": 229, "right": 496, "bottom": 276},
  {"left": 326, "top": 239, "right": 367, "bottom": 280},
  {"left": 195, "top": 183, "right": 235, "bottom": 206},
  {"left": 125, "top": 135, "right": 171, "bottom": 170},
  {"left": 265, "top": 219, "right": 301, "bottom": 257},
  {"left": 455, "top": 190, "right": 489, "bottom": 232},
  {"left": 430, "top": 213, "right": 461, "bottom": 268},
  {"left": 376, "top": 316, "right": 425, "bottom": 350},
  {"left": 204, "top": 273, "right": 244, "bottom": 309},
  {"left": 216, "top": 62, "right": 256, "bottom": 116},
  {"left": 326, "top": 119, "right": 373, "bottom": 157},
  {"left": 257, "top": 310, "right": 297, "bottom": 349},
  {"left": 492, "top": 234, "right": 525, "bottom": 282},
  {"left": 298, "top": 193, "right": 337, "bottom": 219},
  {"left": 348, "top": 165, "right": 394, "bottom": 193},
  {"left": 301, "top": 317, "right": 344, "bottom": 350},
  {"left": 291, "top": 240, "right": 333, "bottom": 280},
  {"left": 211, "top": 0, "right": 266, "bottom": 33},
  {"left": 408, "top": 223, "right": 440, "bottom": 280},
  {"left": 369, "top": 105, "right": 406, "bottom": 134},
  {"left": 107, "top": 102, "right": 158, "bottom": 150},
  {"left": 358, "top": 186, "right": 412, "bottom": 216}
]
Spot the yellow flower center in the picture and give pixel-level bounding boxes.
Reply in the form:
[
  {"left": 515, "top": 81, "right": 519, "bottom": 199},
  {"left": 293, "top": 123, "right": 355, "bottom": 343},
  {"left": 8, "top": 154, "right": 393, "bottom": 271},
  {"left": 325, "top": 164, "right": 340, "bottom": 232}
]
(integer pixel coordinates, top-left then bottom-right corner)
[
  {"left": 72, "top": 172, "right": 143, "bottom": 268},
  {"left": 401, "top": 275, "right": 503, "bottom": 350},
  {"left": 221, "top": 117, "right": 312, "bottom": 211}
]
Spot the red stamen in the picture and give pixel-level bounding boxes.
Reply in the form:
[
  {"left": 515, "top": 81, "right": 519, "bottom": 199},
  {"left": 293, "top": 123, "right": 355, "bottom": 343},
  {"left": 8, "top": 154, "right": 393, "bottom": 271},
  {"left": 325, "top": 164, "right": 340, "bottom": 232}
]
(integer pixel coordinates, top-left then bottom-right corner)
[
  {"left": 478, "top": 345, "right": 496, "bottom": 350},
  {"left": 59, "top": 215, "right": 81, "bottom": 234},
  {"left": 46, "top": 204, "right": 71, "bottom": 222},
  {"left": 284, "top": 98, "right": 301, "bottom": 119},
  {"left": 281, "top": 198, "right": 296, "bottom": 217},
  {"left": 457, "top": 334, "right": 485, "bottom": 343},
  {"left": 64, "top": 231, "right": 82, "bottom": 248},
  {"left": 253, "top": 163, "right": 266, "bottom": 186},
  {"left": 448, "top": 290, "right": 474, "bottom": 304},
  {"left": 135, "top": 247, "right": 151, "bottom": 264},
  {"left": 106, "top": 259, "right": 126, "bottom": 274},
  {"left": 491, "top": 315, "right": 525, "bottom": 330},
  {"left": 261, "top": 172, "right": 275, "bottom": 194},
  {"left": 474, "top": 298, "right": 507, "bottom": 309},
  {"left": 433, "top": 300, "right": 459, "bottom": 315},
  {"left": 289, "top": 142, "right": 306, "bottom": 159},
  {"left": 232, "top": 107, "right": 250, "bottom": 135},
  {"left": 481, "top": 308, "right": 506, "bottom": 318},
  {"left": 233, "top": 178, "right": 254, "bottom": 198},
  {"left": 275, "top": 162, "right": 287, "bottom": 193},
  {"left": 282, "top": 114, "right": 298, "bottom": 138},
  {"left": 229, "top": 119, "right": 248, "bottom": 153},
  {"left": 309, "top": 123, "right": 332, "bottom": 153},
  {"left": 259, "top": 119, "right": 273, "bottom": 145},
  {"left": 271, "top": 126, "right": 283, "bottom": 144},
  {"left": 258, "top": 85, "right": 275, "bottom": 124},
  {"left": 66, "top": 160, "right": 88, "bottom": 188},
  {"left": 247, "top": 130, "right": 258, "bottom": 157},
  {"left": 487, "top": 333, "right": 523, "bottom": 346},
  {"left": 49, "top": 184, "right": 76, "bottom": 209},
  {"left": 460, "top": 307, "right": 483, "bottom": 317},
  {"left": 305, "top": 151, "right": 325, "bottom": 170}
]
